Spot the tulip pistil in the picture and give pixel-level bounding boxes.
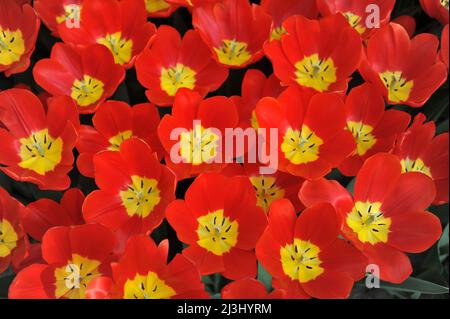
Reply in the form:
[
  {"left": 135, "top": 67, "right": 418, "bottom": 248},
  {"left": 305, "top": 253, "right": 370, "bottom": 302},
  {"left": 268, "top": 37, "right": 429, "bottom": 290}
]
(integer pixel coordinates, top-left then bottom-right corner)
[
  {"left": 280, "top": 239, "right": 324, "bottom": 283},
  {"left": 281, "top": 126, "right": 324, "bottom": 165},
  {"left": 197, "top": 210, "right": 239, "bottom": 256}
]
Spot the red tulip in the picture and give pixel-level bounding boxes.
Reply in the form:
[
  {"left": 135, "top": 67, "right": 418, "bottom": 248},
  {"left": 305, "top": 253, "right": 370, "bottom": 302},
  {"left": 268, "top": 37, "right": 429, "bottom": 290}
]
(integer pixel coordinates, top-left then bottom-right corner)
[
  {"left": 0, "top": 0, "right": 40, "bottom": 76},
  {"left": 33, "top": 43, "right": 125, "bottom": 113},
  {"left": 360, "top": 23, "right": 447, "bottom": 107},
  {"left": 166, "top": 173, "right": 267, "bottom": 280},
  {"left": 256, "top": 199, "right": 367, "bottom": 298},
  {"left": 0, "top": 89, "right": 79, "bottom": 190},
  {"left": 135, "top": 26, "right": 228, "bottom": 107},
  {"left": 264, "top": 14, "right": 362, "bottom": 94},
  {"left": 76, "top": 100, "right": 163, "bottom": 177},
  {"left": 192, "top": 0, "right": 272, "bottom": 68},
  {"left": 300, "top": 153, "right": 442, "bottom": 283}
]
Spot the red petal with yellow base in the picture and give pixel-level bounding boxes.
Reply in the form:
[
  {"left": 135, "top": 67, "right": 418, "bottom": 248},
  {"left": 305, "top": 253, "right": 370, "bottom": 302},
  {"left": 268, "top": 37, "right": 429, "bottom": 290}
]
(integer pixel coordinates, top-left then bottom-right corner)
[
  {"left": 166, "top": 173, "right": 267, "bottom": 280},
  {"left": 76, "top": 100, "right": 163, "bottom": 177},
  {"left": 33, "top": 43, "right": 125, "bottom": 113},
  {"left": 360, "top": 23, "right": 447, "bottom": 107},
  {"left": 0, "top": 89, "right": 79, "bottom": 190},
  {"left": 135, "top": 26, "right": 228, "bottom": 106},
  {"left": 83, "top": 138, "right": 176, "bottom": 236},
  {"left": 192, "top": 0, "right": 272, "bottom": 68},
  {"left": 0, "top": 0, "right": 40, "bottom": 76}
]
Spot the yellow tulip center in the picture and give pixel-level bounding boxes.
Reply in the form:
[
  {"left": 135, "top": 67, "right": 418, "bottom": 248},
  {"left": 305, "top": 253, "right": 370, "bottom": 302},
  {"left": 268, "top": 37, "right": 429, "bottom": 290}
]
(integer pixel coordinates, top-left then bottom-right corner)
[
  {"left": 249, "top": 176, "right": 285, "bottom": 213},
  {"left": 401, "top": 157, "right": 432, "bottom": 178},
  {"left": 108, "top": 130, "right": 133, "bottom": 151},
  {"left": 160, "top": 63, "right": 196, "bottom": 96},
  {"left": 295, "top": 54, "right": 337, "bottom": 92},
  {"left": 346, "top": 201, "right": 391, "bottom": 245},
  {"left": 97, "top": 32, "right": 133, "bottom": 65},
  {"left": 144, "top": 0, "right": 171, "bottom": 13},
  {"left": 281, "top": 126, "right": 323, "bottom": 165},
  {"left": 119, "top": 176, "right": 161, "bottom": 218},
  {"left": 270, "top": 26, "right": 287, "bottom": 41},
  {"left": 280, "top": 239, "right": 324, "bottom": 283},
  {"left": 347, "top": 121, "right": 377, "bottom": 156},
  {"left": 379, "top": 71, "right": 414, "bottom": 103},
  {"left": 124, "top": 271, "right": 176, "bottom": 299},
  {"left": 0, "top": 219, "right": 18, "bottom": 258},
  {"left": 214, "top": 39, "right": 252, "bottom": 67},
  {"left": 54, "top": 254, "right": 101, "bottom": 299},
  {"left": 179, "top": 124, "right": 219, "bottom": 165},
  {"left": 19, "top": 129, "right": 63, "bottom": 175},
  {"left": 343, "top": 12, "right": 366, "bottom": 35},
  {"left": 197, "top": 210, "right": 239, "bottom": 256},
  {"left": 0, "top": 28, "right": 25, "bottom": 66},
  {"left": 71, "top": 75, "right": 104, "bottom": 107}
]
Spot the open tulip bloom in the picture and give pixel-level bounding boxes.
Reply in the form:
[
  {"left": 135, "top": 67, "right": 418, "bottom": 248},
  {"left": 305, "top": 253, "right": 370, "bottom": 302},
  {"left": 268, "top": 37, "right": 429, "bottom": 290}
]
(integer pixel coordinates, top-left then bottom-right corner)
[{"left": 0, "top": 0, "right": 449, "bottom": 302}]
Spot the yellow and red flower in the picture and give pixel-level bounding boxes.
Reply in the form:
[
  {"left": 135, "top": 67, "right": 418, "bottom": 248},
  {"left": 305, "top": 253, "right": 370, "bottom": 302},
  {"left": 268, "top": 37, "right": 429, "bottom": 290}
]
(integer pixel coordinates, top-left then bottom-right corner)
[
  {"left": 393, "top": 113, "right": 449, "bottom": 205},
  {"left": 34, "top": 0, "right": 83, "bottom": 37},
  {"left": 300, "top": 153, "right": 443, "bottom": 283},
  {"left": 441, "top": 24, "right": 449, "bottom": 69},
  {"left": 23, "top": 188, "right": 85, "bottom": 242},
  {"left": 110, "top": 236, "right": 208, "bottom": 299},
  {"left": 0, "top": 0, "right": 40, "bottom": 77},
  {"left": 167, "top": 0, "right": 218, "bottom": 8},
  {"left": 9, "top": 224, "right": 115, "bottom": 299},
  {"left": 256, "top": 199, "right": 367, "bottom": 299},
  {"left": 144, "top": 0, "right": 179, "bottom": 18},
  {"left": 166, "top": 173, "right": 267, "bottom": 280},
  {"left": 339, "top": 83, "right": 411, "bottom": 176},
  {"left": 0, "top": 188, "right": 28, "bottom": 275},
  {"left": 0, "top": 89, "right": 79, "bottom": 190},
  {"left": 255, "top": 88, "right": 356, "bottom": 180},
  {"left": 261, "top": 0, "right": 319, "bottom": 41},
  {"left": 420, "top": 0, "right": 449, "bottom": 25},
  {"left": 76, "top": 100, "right": 163, "bottom": 177},
  {"left": 231, "top": 69, "right": 283, "bottom": 130},
  {"left": 158, "top": 89, "right": 239, "bottom": 180},
  {"left": 264, "top": 14, "right": 362, "bottom": 94},
  {"left": 33, "top": 43, "right": 125, "bottom": 113},
  {"left": 135, "top": 26, "right": 228, "bottom": 107},
  {"left": 58, "top": 0, "right": 156, "bottom": 68},
  {"left": 317, "top": 0, "right": 395, "bottom": 39},
  {"left": 82, "top": 138, "right": 176, "bottom": 236},
  {"left": 192, "top": 0, "right": 272, "bottom": 68},
  {"left": 221, "top": 278, "right": 286, "bottom": 299},
  {"left": 223, "top": 163, "right": 305, "bottom": 214},
  {"left": 360, "top": 23, "right": 448, "bottom": 107}
]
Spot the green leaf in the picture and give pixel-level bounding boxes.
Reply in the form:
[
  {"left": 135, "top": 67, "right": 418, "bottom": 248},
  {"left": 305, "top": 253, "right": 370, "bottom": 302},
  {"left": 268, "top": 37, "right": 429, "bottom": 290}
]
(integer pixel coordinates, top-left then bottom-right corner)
[
  {"left": 346, "top": 178, "right": 356, "bottom": 195},
  {"left": 438, "top": 223, "right": 449, "bottom": 263},
  {"left": 0, "top": 268, "right": 14, "bottom": 298},
  {"left": 380, "top": 277, "right": 449, "bottom": 295},
  {"left": 257, "top": 263, "right": 272, "bottom": 291},
  {"left": 436, "top": 118, "right": 449, "bottom": 135},
  {"left": 417, "top": 244, "right": 448, "bottom": 286}
]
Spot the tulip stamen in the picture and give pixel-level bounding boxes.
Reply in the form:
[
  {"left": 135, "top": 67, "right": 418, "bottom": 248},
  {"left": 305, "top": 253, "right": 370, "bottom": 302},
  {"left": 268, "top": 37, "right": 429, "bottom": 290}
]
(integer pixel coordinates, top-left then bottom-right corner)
[
  {"left": 0, "top": 219, "right": 18, "bottom": 258},
  {"left": 197, "top": 210, "right": 239, "bottom": 256},
  {"left": 295, "top": 54, "right": 337, "bottom": 92},
  {"left": 250, "top": 176, "right": 285, "bottom": 212},
  {"left": 0, "top": 27, "right": 25, "bottom": 66},
  {"left": 280, "top": 239, "right": 324, "bottom": 283},
  {"left": 379, "top": 71, "right": 414, "bottom": 103},
  {"left": 120, "top": 176, "right": 161, "bottom": 218}
]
